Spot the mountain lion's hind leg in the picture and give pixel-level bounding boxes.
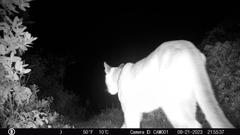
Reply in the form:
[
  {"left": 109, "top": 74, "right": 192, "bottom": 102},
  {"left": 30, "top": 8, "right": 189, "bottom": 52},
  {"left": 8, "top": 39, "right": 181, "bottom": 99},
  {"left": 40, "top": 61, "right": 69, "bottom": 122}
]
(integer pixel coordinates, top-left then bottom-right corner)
[
  {"left": 163, "top": 105, "right": 201, "bottom": 128},
  {"left": 122, "top": 110, "right": 142, "bottom": 128}
]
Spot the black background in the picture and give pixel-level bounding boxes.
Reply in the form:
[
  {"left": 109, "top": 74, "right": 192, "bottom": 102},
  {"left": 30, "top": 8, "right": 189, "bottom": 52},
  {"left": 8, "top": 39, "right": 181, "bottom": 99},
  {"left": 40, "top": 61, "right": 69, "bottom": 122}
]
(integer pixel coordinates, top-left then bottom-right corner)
[{"left": 25, "top": 1, "right": 240, "bottom": 112}]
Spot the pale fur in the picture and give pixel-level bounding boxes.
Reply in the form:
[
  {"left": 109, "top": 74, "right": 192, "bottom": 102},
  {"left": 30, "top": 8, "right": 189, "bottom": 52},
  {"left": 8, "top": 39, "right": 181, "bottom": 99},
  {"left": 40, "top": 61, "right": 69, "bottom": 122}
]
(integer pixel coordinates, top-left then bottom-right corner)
[{"left": 104, "top": 40, "right": 234, "bottom": 128}]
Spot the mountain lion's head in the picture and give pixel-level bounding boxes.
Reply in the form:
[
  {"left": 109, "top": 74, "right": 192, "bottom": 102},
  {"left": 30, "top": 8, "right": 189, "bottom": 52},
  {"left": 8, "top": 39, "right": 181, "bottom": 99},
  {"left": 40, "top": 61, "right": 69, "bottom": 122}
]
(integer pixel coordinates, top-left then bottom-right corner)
[{"left": 104, "top": 62, "right": 124, "bottom": 95}]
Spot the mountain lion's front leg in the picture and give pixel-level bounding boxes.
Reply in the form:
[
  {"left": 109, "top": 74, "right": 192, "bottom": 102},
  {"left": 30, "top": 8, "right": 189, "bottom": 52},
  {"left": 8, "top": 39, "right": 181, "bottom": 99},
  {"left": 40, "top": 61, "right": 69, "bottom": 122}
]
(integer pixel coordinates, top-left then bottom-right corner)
[
  {"left": 122, "top": 109, "right": 142, "bottom": 128},
  {"left": 121, "top": 122, "right": 126, "bottom": 128}
]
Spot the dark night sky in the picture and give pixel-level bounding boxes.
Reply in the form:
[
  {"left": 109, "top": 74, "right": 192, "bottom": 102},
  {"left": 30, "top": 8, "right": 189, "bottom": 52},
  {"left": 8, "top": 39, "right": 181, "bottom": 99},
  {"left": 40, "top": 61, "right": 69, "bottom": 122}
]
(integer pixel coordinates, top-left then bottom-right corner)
[{"left": 26, "top": 2, "right": 240, "bottom": 111}]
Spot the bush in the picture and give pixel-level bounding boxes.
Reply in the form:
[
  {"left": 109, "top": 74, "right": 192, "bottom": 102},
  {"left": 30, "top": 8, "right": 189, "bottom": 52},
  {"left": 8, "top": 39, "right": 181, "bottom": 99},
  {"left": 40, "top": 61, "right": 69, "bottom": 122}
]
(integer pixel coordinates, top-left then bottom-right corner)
[
  {"left": 204, "top": 41, "right": 240, "bottom": 127},
  {"left": 0, "top": 0, "right": 59, "bottom": 128}
]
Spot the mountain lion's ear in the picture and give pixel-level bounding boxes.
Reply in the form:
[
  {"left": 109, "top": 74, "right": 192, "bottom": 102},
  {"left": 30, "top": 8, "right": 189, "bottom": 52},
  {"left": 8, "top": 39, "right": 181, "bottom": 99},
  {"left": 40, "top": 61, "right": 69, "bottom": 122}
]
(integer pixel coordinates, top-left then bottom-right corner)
[
  {"left": 119, "top": 63, "right": 124, "bottom": 68},
  {"left": 104, "top": 62, "right": 111, "bottom": 73}
]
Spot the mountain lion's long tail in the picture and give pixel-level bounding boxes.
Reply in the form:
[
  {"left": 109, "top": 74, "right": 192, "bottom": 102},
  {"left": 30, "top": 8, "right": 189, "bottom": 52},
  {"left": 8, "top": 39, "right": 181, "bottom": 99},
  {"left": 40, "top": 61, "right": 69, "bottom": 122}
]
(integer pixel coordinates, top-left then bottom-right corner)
[{"left": 194, "top": 59, "right": 234, "bottom": 128}]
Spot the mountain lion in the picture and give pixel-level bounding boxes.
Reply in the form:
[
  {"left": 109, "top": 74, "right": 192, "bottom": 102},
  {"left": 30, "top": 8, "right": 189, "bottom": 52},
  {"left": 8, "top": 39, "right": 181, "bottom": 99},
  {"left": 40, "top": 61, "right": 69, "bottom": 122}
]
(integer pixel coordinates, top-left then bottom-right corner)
[{"left": 104, "top": 40, "right": 234, "bottom": 128}]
